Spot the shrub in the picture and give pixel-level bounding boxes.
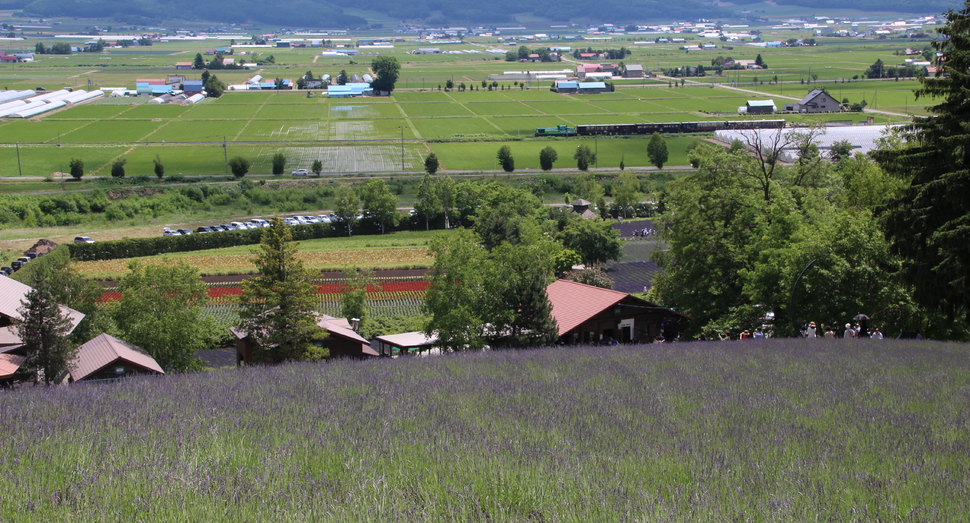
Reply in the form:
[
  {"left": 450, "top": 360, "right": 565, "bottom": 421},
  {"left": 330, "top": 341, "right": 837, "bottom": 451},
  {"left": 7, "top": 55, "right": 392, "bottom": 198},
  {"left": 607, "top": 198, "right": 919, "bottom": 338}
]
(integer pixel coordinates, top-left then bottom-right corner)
[
  {"left": 271, "top": 152, "right": 286, "bottom": 175},
  {"left": 229, "top": 157, "right": 250, "bottom": 177},
  {"left": 69, "top": 158, "right": 84, "bottom": 180}
]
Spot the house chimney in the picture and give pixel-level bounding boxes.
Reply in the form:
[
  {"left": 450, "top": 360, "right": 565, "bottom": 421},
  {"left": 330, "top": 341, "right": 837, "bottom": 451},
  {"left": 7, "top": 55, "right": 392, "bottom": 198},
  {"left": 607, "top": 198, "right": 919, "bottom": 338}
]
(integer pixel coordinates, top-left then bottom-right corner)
[{"left": 350, "top": 318, "right": 360, "bottom": 332}]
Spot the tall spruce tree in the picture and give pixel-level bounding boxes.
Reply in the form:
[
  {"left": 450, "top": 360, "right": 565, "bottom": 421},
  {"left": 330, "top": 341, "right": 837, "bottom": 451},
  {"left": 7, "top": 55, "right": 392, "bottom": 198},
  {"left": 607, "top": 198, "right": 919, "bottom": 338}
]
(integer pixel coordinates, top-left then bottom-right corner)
[
  {"left": 15, "top": 281, "right": 76, "bottom": 385},
  {"left": 872, "top": 0, "right": 970, "bottom": 326},
  {"left": 238, "top": 217, "right": 321, "bottom": 363}
]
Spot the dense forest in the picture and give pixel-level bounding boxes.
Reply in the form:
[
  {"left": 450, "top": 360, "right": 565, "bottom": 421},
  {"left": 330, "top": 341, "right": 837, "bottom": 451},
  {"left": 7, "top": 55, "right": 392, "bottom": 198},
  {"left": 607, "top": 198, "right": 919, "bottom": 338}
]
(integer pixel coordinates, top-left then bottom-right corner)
[{"left": 4, "top": 0, "right": 957, "bottom": 28}]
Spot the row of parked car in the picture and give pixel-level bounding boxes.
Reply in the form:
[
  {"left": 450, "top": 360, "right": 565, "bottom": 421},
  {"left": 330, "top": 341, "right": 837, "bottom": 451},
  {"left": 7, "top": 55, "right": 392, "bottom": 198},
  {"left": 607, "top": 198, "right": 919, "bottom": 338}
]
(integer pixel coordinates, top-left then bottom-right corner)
[
  {"left": 161, "top": 215, "right": 347, "bottom": 236},
  {"left": 1, "top": 252, "right": 42, "bottom": 276}
]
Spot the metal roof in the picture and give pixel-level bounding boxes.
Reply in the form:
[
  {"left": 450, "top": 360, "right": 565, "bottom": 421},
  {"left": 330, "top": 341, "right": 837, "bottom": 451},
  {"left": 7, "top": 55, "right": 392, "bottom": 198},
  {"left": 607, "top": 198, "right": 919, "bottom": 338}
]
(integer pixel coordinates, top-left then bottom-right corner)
[
  {"left": 578, "top": 82, "right": 607, "bottom": 89},
  {"left": 0, "top": 276, "right": 85, "bottom": 339},
  {"left": 747, "top": 100, "right": 776, "bottom": 107},
  {"left": 70, "top": 333, "right": 165, "bottom": 381},
  {"left": 0, "top": 353, "right": 25, "bottom": 379},
  {"left": 546, "top": 279, "right": 688, "bottom": 336},
  {"left": 373, "top": 331, "right": 438, "bottom": 350}
]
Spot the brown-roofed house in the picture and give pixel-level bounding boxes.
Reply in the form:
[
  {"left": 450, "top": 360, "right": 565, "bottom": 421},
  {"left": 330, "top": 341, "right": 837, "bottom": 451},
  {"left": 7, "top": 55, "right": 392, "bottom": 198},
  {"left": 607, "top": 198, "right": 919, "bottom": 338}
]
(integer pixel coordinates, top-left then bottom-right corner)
[
  {"left": 546, "top": 279, "right": 689, "bottom": 344},
  {"left": 232, "top": 313, "right": 377, "bottom": 366},
  {"left": 0, "top": 276, "right": 85, "bottom": 350},
  {"left": 70, "top": 333, "right": 165, "bottom": 382}
]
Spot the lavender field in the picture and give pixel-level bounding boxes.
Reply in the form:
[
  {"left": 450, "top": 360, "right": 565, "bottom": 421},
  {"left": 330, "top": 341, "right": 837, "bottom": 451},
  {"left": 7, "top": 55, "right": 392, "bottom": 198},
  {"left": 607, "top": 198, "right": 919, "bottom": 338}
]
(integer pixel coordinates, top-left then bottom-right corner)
[{"left": 1, "top": 340, "right": 968, "bottom": 521}]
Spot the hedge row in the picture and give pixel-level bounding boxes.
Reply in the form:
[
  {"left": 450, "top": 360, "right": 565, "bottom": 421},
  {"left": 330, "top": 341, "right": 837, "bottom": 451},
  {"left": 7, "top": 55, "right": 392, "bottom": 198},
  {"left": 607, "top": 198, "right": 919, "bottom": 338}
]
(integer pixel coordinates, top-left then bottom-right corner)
[
  {"left": 67, "top": 223, "right": 340, "bottom": 262},
  {"left": 11, "top": 245, "right": 71, "bottom": 284}
]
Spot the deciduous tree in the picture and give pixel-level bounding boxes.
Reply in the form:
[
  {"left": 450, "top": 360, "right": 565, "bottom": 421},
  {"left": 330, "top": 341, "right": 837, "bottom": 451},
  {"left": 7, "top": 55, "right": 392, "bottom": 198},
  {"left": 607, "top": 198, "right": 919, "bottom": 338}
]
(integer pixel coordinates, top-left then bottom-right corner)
[
  {"left": 271, "top": 152, "right": 286, "bottom": 175},
  {"left": 359, "top": 178, "right": 398, "bottom": 234},
  {"left": 69, "top": 158, "right": 84, "bottom": 180},
  {"left": 574, "top": 144, "right": 595, "bottom": 171},
  {"left": 424, "top": 152, "right": 439, "bottom": 174},
  {"left": 334, "top": 185, "right": 361, "bottom": 236},
  {"left": 371, "top": 56, "right": 401, "bottom": 93},
  {"left": 497, "top": 145, "right": 515, "bottom": 172},
  {"left": 113, "top": 261, "right": 213, "bottom": 372},
  {"left": 539, "top": 146, "right": 558, "bottom": 171},
  {"left": 229, "top": 156, "right": 250, "bottom": 177},
  {"left": 153, "top": 155, "right": 164, "bottom": 178},
  {"left": 647, "top": 132, "right": 669, "bottom": 169}
]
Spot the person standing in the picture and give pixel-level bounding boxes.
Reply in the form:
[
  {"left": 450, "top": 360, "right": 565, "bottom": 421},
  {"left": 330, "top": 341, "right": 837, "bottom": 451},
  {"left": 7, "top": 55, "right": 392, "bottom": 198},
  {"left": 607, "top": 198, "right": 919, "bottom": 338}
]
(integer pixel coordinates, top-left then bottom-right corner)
[
  {"left": 753, "top": 327, "right": 765, "bottom": 339},
  {"left": 824, "top": 326, "right": 835, "bottom": 339},
  {"left": 843, "top": 323, "right": 855, "bottom": 338},
  {"left": 806, "top": 322, "right": 818, "bottom": 338},
  {"left": 871, "top": 328, "right": 883, "bottom": 339}
]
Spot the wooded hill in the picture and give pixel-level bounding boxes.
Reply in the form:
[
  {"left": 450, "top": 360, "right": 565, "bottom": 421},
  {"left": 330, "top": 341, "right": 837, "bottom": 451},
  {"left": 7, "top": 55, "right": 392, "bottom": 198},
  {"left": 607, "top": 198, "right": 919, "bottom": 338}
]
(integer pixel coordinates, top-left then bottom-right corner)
[{"left": 1, "top": 0, "right": 961, "bottom": 32}]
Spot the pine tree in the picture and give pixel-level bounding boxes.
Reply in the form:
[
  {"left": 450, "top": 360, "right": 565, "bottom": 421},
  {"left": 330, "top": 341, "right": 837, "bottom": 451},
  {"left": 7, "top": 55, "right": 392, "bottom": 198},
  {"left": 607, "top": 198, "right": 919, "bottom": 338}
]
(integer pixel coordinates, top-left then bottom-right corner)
[
  {"left": 238, "top": 217, "right": 321, "bottom": 363},
  {"left": 872, "top": 0, "right": 970, "bottom": 325},
  {"left": 14, "top": 281, "right": 76, "bottom": 385}
]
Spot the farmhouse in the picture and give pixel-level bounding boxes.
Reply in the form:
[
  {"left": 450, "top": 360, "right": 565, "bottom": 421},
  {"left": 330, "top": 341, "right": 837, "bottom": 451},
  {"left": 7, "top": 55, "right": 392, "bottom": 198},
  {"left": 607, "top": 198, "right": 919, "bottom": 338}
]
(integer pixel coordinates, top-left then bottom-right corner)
[
  {"left": 183, "top": 80, "right": 204, "bottom": 95},
  {"left": 788, "top": 89, "right": 841, "bottom": 113},
  {"left": 174, "top": 62, "right": 193, "bottom": 70},
  {"left": 547, "top": 279, "right": 690, "bottom": 344},
  {"left": 577, "top": 81, "right": 609, "bottom": 94},
  {"left": 232, "top": 314, "right": 377, "bottom": 366},
  {"left": 373, "top": 331, "right": 438, "bottom": 357},
  {"left": 554, "top": 80, "right": 579, "bottom": 93},
  {"left": 69, "top": 333, "right": 165, "bottom": 382}
]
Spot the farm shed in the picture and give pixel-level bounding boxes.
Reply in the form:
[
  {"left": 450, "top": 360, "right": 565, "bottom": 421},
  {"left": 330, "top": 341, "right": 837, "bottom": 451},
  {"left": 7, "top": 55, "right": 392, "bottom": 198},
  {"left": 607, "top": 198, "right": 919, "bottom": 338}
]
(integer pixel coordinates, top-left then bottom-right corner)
[
  {"left": 373, "top": 331, "right": 439, "bottom": 357},
  {"left": 740, "top": 100, "right": 776, "bottom": 114},
  {"left": 0, "top": 90, "right": 34, "bottom": 103},
  {"left": 69, "top": 333, "right": 165, "bottom": 382},
  {"left": 231, "top": 314, "right": 377, "bottom": 366},
  {"left": 623, "top": 64, "right": 644, "bottom": 78},
  {"left": 570, "top": 198, "right": 597, "bottom": 219},
  {"left": 555, "top": 80, "right": 579, "bottom": 93},
  {"left": 0, "top": 276, "right": 84, "bottom": 350},
  {"left": 184, "top": 93, "right": 205, "bottom": 104},
  {"left": 183, "top": 80, "right": 204, "bottom": 95},
  {"left": 546, "top": 279, "right": 690, "bottom": 344},
  {"left": 577, "top": 82, "right": 609, "bottom": 94},
  {"left": 175, "top": 62, "right": 193, "bottom": 70},
  {"left": 327, "top": 83, "right": 372, "bottom": 97}
]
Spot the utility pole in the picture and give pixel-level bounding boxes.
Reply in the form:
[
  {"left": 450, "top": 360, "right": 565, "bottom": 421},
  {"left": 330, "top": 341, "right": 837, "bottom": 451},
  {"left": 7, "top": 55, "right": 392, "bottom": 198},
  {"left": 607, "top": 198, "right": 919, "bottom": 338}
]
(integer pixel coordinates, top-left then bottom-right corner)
[
  {"left": 223, "top": 136, "right": 228, "bottom": 176},
  {"left": 16, "top": 142, "right": 22, "bottom": 176}
]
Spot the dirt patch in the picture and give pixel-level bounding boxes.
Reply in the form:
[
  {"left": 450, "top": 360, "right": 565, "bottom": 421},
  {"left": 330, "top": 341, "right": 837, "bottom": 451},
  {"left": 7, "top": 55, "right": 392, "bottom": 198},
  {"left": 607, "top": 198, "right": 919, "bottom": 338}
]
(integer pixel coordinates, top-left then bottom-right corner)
[
  {"left": 26, "top": 238, "right": 58, "bottom": 256},
  {"left": 106, "top": 187, "right": 163, "bottom": 200}
]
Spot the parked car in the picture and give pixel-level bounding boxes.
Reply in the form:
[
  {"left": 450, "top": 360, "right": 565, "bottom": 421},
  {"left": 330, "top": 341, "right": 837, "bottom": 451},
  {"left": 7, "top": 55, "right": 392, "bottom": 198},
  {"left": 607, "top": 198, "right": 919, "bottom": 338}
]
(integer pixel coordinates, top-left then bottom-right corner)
[
  {"left": 230, "top": 222, "right": 250, "bottom": 230},
  {"left": 177, "top": 229, "right": 192, "bottom": 235},
  {"left": 292, "top": 169, "right": 309, "bottom": 176},
  {"left": 251, "top": 219, "right": 270, "bottom": 227},
  {"left": 17, "top": 257, "right": 30, "bottom": 265},
  {"left": 163, "top": 229, "right": 181, "bottom": 236},
  {"left": 317, "top": 215, "right": 332, "bottom": 223},
  {"left": 283, "top": 217, "right": 299, "bottom": 226},
  {"left": 196, "top": 226, "right": 214, "bottom": 233},
  {"left": 1, "top": 267, "right": 12, "bottom": 276},
  {"left": 25, "top": 252, "right": 38, "bottom": 260},
  {"left": 10, "top": 261, "right": 23, "bottom": 271},
  {"left": 74, "top": 236, "right": 95, "bottom": 243}
]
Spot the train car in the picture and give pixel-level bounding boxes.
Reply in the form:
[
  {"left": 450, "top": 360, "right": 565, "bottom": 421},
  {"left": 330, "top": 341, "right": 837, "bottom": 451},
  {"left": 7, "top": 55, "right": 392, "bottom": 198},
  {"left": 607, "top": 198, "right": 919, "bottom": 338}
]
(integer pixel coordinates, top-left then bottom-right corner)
[
  {"left": 535, "top": 124, "right": 577, "bottom": 137},
  {"left": 576, "top": 119, "right": 786, "bottom": 137}
]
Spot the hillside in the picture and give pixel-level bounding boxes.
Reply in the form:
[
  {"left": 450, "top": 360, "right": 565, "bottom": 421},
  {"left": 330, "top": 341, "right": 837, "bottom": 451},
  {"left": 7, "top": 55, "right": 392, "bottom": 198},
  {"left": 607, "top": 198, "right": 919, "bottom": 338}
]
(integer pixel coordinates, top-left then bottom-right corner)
[
  {"left": 7, "top": 0, "right": 959, "bottom": 28},
  {"left": 1, "top": 339, "right": 967, "bottom": 521}
]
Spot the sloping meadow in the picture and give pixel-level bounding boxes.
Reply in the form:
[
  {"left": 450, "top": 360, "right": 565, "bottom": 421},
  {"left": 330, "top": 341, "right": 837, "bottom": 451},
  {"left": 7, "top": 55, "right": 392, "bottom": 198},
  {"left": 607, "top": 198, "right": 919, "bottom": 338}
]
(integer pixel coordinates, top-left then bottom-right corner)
[{"left": 1, "top": 339, "right": 968, "bottom": 521}]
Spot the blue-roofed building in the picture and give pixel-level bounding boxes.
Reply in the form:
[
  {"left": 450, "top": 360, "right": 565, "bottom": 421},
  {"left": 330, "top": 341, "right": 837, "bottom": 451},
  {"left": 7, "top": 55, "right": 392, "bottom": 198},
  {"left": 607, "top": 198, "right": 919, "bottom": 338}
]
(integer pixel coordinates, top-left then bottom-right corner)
[
  {"left": 136, "top": 82, "right": 152, "bottom": 95},
  {"left": 327, "top": 83, "right": 373, "bottom": 98},
  {"left": 151, "top": 85, "right": 173, "bottom": 95},
  {"left": 577, "top": 81, "right": 608, "bottom": 94},
  {"left": 183, "top": 80, "right": 204, "bottom": 95},
  {"left": 555, "top": 80, "right": 579, "bottom": 93}
]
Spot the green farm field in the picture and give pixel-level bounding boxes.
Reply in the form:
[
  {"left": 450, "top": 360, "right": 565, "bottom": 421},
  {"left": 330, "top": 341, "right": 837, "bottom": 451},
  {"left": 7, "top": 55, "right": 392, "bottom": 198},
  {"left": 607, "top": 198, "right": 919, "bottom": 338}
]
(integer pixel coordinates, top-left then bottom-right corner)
[{"left": 0, "top": 32, "right": 931, "bottom": 177}]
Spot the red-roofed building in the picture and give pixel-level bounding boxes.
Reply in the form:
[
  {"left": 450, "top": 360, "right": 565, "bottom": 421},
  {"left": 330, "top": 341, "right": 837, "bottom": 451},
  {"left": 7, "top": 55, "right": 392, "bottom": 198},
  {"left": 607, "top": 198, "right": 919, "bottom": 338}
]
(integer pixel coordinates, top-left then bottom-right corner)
[
  {"left": 175, "top": 62, "right": 193, "bottom": 70},
  {"left": 546, "top": 279, "right": 689, "bottom": 343},
  {"left": 231, "top": 313, "right": 377, "bottom": 365},
  {"left": 0, "top": 353, "right": 26, "bottom": 385},
  {"left": 69, "top": 333, "right": 165, "bottom": 382}
]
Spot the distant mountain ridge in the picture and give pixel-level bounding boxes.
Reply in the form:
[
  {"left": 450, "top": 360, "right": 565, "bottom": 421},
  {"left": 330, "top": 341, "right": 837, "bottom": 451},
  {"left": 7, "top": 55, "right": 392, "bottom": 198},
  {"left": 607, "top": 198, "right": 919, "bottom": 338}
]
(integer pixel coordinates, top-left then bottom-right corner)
[{"left": 2, "top": 0, "right": 961, "bottom": 28}]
